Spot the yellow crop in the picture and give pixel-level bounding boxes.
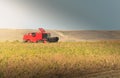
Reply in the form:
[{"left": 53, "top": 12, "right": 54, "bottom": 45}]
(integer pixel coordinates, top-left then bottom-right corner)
[{"left": 0, "top": 41, "right": 120, "bottom": 78}]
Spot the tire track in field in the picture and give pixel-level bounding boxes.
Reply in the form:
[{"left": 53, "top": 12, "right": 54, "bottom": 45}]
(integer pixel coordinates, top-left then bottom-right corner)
[{"left": 78, "top": 69, "right": 120, "bottom": 78}]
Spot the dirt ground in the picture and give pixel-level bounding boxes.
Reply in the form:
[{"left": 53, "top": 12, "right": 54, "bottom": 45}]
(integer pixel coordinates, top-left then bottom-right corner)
[{"left": 0, "top": 29, "right": 120, "bottom": 42}]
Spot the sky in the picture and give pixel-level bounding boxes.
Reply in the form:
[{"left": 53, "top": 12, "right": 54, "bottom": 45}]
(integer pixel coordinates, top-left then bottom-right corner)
[{"left": 0, "top": 0, "right": 120, "bottom": 30}]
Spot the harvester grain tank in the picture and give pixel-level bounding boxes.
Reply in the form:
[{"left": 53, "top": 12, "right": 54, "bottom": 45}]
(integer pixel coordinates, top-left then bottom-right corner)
[{"left": 23, "top": 28, "right": 59, "bottom": 43}]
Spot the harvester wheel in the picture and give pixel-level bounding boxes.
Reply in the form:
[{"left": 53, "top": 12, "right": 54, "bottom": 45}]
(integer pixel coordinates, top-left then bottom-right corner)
[
  {"left": 27, "top": 40, "right": 32, "bottom": 43},
  {"left": 23, "top": 40, "right": 27, "bottom": 43},
  {"left": 37, "top": 40, "right": 44, "bottom": 43}
]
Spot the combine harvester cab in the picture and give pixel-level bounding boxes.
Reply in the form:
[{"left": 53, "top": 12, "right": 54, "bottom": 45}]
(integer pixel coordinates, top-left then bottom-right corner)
[{"left": 23, "top": 28, "right": 59, "bottom": 43}]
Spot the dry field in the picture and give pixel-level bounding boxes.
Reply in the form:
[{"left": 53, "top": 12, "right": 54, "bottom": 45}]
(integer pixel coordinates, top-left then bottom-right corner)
[
  {"left": 0, "top": 41, "right": 120, "bottom": 78},
  {"left": 0, "top": 29, "right": 120, "bottom": 42}
]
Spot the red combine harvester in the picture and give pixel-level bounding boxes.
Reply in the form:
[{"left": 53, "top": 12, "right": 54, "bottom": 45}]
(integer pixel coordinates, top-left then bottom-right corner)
[{"left": 23, "top": 28, "right": 59, "bottom": 43}]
